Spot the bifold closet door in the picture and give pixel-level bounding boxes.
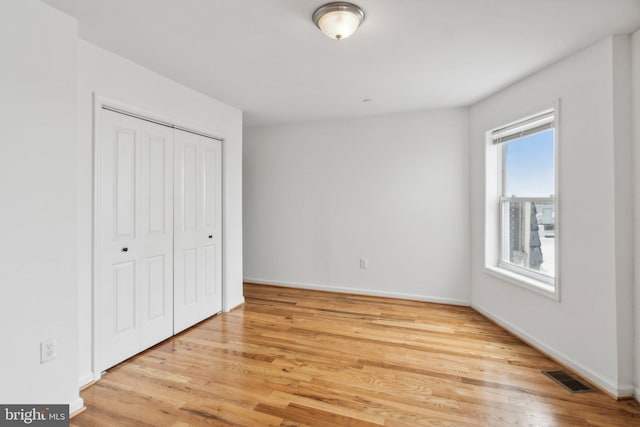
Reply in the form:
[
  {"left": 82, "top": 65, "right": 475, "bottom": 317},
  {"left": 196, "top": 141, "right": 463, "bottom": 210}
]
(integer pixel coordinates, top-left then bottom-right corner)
[
  {"left": 99, "top": 109, "right": 174, "bottom": 370},
  {"left": 173, "top": 129, "right": 223, "bottom": 333}
]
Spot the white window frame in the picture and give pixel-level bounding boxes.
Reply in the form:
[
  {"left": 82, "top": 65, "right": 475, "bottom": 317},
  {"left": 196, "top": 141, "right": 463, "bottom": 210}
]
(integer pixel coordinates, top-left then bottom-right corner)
[{"left": 485, "top": 105, "right": 560, "bottom": 301}]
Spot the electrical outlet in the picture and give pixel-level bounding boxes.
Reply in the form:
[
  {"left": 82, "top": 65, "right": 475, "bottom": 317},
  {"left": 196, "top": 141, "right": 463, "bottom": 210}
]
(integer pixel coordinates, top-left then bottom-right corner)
[
  {"left": 360, "top": 258, "right": 369, "bottom": 269},
  {"left": 41, "top": 339, "right": 57, "bottom": 364}
]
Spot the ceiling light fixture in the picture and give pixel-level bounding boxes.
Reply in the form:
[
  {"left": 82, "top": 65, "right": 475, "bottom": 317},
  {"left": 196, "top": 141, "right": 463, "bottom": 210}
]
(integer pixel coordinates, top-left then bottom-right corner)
[{"left": 312, "top": 2, "right": 365, "bottom": 41}]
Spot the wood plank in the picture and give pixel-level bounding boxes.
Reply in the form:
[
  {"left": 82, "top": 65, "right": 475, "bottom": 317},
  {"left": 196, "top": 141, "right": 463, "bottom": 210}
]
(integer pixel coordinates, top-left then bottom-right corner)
[{"left": 71, "top": 283, "right": 640, "bottom": 427}]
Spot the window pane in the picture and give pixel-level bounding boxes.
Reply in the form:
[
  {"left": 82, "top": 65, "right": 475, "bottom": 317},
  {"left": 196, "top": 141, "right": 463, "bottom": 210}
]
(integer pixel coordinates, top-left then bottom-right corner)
[
  {"left": 501, "top": 200, "right": 555, "bottom": 278},
  {"left": 504, "top": 129, "right": 554, "bottom": 197}
]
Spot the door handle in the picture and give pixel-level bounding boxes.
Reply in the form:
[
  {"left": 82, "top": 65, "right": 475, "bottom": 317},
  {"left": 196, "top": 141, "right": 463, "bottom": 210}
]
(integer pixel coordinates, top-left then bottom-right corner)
[
  {"left": 208, "top": 235, "right": 213, "bottom": 239},
  {"left": 121, "top": 247, "right": 129, "bottom": 252}
]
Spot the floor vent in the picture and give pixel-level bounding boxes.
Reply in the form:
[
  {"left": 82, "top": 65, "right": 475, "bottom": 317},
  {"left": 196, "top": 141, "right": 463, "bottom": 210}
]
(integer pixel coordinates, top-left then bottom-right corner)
[{"left": 542, "top": 370, "right": 595, "bottom": 393}]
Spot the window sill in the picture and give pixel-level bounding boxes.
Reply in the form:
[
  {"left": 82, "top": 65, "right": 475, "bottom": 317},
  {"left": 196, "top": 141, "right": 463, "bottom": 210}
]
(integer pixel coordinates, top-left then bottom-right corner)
[{"left": 484, "top": 266, "right": 559, "bottom": 301}]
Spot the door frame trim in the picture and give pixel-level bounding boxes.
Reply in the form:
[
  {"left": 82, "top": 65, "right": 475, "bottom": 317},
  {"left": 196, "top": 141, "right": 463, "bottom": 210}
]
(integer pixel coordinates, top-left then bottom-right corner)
[{"left": 91, "top": 94, "right": 226, "bottom": 383}]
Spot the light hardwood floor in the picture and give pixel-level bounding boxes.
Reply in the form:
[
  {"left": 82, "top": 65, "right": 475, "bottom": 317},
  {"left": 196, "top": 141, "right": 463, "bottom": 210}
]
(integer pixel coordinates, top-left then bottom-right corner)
[{"left": 72, "top": 283, "right": 640, "bottom": 426}]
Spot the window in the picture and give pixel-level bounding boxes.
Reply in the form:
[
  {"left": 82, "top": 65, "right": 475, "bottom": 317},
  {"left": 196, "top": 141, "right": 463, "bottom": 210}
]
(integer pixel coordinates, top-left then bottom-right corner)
[{"left": 488, "top": 108, "right": 557, "bottom": 295}]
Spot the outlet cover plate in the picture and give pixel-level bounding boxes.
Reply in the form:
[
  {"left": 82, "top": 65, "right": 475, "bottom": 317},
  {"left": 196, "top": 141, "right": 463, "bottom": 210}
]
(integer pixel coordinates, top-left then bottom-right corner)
[{"left": 41, "top": 339, "right": 57, "bottom": 364}]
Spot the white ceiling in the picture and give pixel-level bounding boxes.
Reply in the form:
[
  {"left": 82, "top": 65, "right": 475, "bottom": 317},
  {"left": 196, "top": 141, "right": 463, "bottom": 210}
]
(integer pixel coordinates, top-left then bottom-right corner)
[{"left": 43, "top": 0, "right": 640, "bottom": 127}]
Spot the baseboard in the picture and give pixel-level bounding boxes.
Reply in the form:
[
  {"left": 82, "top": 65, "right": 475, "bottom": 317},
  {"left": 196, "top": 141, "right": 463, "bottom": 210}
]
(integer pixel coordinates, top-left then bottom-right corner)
[
  {"left": 78, "top": 372, "right": 94, "bottom": 389},
  {"left": 228, "top": 300, "right": 246, "bottom": 311},
  {"left": 69, "top": 397, "right": 84, "bottom": 417},
  {"left": 243, "top": 277, "right": 471, "bottom": 306},
  {"left": 226, "top": 298, "right": 245, "bottom": 312},
  {"left": 472, "top": 303, "right": 634, "bottom": 399},
  {"left": 71, "top": 406, "right": 86, "bottom": 419},
  {"left": 616, "top": 384, "right": 637, "bottom": 400}
]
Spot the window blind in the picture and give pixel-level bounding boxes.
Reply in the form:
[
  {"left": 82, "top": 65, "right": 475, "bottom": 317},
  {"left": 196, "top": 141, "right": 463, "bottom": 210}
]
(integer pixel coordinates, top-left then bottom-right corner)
[{"left": 492, "top": 109, "right": 554, "bottom": 145}]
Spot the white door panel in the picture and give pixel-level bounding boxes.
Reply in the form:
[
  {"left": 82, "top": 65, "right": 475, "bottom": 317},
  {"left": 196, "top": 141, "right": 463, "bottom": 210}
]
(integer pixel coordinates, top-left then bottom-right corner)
[
  {"left": 182, "top": 143, "right": 199, "bottom": 232},
  {"left": 204, "top": 245, "right": 217, "bottom": 296},
  {"left": 114, "top": 129, "right": 136, "bottom": 239},
  {"left": 100, "top": 110, "right": 174, "bottom": 369},
  {"left": 99, "top": 109, "right": 222, "bottom": 370},
  {"left": 112, "top": 260, "right": 137, "bottom": 336},
  {"left": 146, "top": 255, "right": 165, "bottom": 320},
  {"left": 146, "top": 137, "right": 167, "bottom": 234},
  {"left": 174, "top": 129, "right": 222, "bottom": 333},
  {"left": 138, "top": 122, "right": 174, "bottom": 350}
]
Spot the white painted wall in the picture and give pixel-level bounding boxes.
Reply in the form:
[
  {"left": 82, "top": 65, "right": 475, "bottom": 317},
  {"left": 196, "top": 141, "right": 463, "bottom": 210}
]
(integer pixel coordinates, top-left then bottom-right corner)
[
  {"left": 631, "top": 28, "right": 640, "bottom": 400},
  {"left": 611, "top": 35, "right": 634, "bottom": 399},
  {"left": 0, "top": 0, "right": 82, "bottom": 411},
  {"left": 470, "top": 36, "right": 634, "bottom": 397},
  {"left": 76, "top": 40, "right": 244, "bottom": 385},
  {"left": 244, "top": 109, "right": 470, "bottom": 304}
]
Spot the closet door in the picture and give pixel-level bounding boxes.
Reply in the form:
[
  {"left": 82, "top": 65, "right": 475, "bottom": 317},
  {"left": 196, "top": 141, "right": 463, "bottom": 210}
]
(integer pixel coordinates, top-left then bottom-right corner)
[
  {"left": 99, "top": 109, "right": 174, "bottom": 370},
  {"left": 173, "top": 129, "right": 223, "bottom": 333}
]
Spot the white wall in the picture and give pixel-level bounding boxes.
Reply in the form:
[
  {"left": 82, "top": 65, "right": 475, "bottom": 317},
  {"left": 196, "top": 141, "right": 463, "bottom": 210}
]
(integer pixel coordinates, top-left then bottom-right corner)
[
  {"left": 631, "top": 28, "right": 640, "bottom": 400},
  {"left": 470, "top": 36, "right": 634, "bottom": 397},
  {"left": 611, "top": 35, "right": 634, "bottom": 399},
  {"left": 76, "top": 40, "right": 244, "bottom": 385},
  {"left": 0, "top": 0, "right": 82, "bottom": 411},
  {"left": 244, "top": 109, "right": 470, "bottom": 304}
]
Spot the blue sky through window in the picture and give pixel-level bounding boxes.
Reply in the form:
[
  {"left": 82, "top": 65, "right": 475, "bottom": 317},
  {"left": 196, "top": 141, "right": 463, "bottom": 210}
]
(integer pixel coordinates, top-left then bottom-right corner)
[{"left": 504, "top": 129, "right": 554, "bottom": 197}]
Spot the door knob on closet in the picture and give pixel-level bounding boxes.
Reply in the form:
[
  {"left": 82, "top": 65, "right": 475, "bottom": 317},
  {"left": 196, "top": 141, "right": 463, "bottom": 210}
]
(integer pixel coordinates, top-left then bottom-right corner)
[
  {"left": 208, "top": 235, "right": 213, "bottom": 239},
  {"left": 121, "top": 247, "right": 129, "bottom": 252}
]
